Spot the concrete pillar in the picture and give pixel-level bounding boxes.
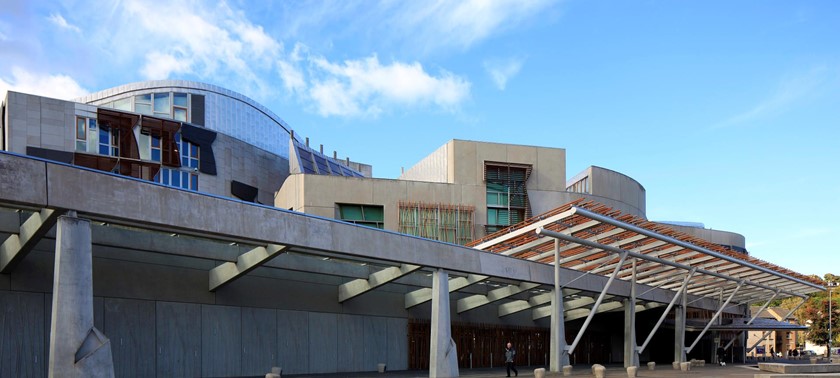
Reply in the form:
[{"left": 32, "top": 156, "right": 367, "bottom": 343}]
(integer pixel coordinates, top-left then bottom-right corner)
[
  {"left": 624, "top": 259, "right": 638, "bottom": 368},
  {"left": 48, "top": 215, "right": 114, "bottom": 378},
  {"left": 674, "top": 287, "right": 687, "bottom": 364},
  {"left": 429, "top": 269, "right": 458, "bottom": 378},
  {"left": 550, "top": 240, "right": 569, "bottom": 371}
]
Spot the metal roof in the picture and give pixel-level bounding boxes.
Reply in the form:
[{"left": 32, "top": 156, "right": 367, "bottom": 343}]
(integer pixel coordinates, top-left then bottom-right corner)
[{"left": 468, "top": 199, "right": 824, "bottom": 304}]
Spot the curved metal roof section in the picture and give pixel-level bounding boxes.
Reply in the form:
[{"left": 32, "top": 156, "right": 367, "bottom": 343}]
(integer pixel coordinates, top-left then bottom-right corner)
[
  {"left": 74, "top": 79, "right": 295, "bottom": 137},
  {"left": 468, "top": 198, "right": 824, "bottom": 303}
]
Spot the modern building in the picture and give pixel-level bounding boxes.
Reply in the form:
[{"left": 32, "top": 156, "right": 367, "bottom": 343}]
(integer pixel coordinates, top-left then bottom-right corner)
[{"left": 0, "top": 80, "right": 823, "bottom": 377}]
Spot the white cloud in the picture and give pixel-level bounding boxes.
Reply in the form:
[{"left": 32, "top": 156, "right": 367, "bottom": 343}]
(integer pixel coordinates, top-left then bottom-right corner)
[
  {"left": 115, "top": 0, "right": 282, "bottom": 97},
  {"left": 0, "top": 67, "right": 87, "bottom": 101},
  {"left": 712, "top": 65, "right": 832, "bottom": 129},
  {"left": 46, "top": 13, "right": 81, "bottom": 33},
  {"left": 483, "top": 57, "right": 524, "bottom": 90},
  {"left": 384, "top": 0, "right": 556, "bottom": 51},
  {"left": 277, "top": 60, "right": 306, "bottom": 94},
  {"left": 306, "top": 54, "right": 471, "bottom": 117}
]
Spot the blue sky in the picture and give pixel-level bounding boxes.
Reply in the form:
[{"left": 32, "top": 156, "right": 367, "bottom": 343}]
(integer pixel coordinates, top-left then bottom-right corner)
[{"left": 1, "top": 0, "right": 838, "bottom": 278}]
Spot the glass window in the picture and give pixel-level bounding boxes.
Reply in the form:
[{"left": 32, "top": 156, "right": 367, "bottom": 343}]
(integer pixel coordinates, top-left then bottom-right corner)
[
  {"left": 135, "top": 94, "right": 152, "bottom": 115},
  {"left": 158, "top": 168, "right": 198, "bottom": 191},
  {"left": 98, "top": 128, "right": 119, "bottom": 157},
  {"left": 75, "top": 117, "right": 87, "bottom": 152},
  {"left": 179, "top": 138, "right": 199, "bottom": 169},
  {"left": 151, "top": 135, "right": 161, "bottom": 162},
  {"left": 173, "top": 93, "right": 188, "bottom": 107},
  {"left": 171, "top": 170, "right": 180, "bottom": 187},
  {"left": 113, "top": 97, "right": 131, "bottom": 111},
  {"left": 337, "top": 204, "right": 384, "bottom": 229},
  {"left": 173, "top": 107, "right": 187, "bottom": 121},
  {"left": 153, "top": 93, "right": 170, "bottom": 117},
  {"left": 87, "top": 119, "right": 98, "bottom": 154}
]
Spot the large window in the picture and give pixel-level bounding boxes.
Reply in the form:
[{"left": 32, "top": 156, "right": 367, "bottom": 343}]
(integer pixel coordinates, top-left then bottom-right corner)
[
  {"left": 134, "top": 94, "right": 152, "bottom": 115},
  {"left": 156, "top": 167, "right": 198, "bottom": 191},
  {"left": 98, "top": 127, "right": 119, "bottom": 157},
  {"left": 75, "top": 117, "right": 98, "bottom": 153},
  {"left": 398, "top": 202, "right": 475, "bottom": 245},
  {"left": 101, "top": 92, "right": 189, "bottom": 121},
  {"left": 485, "top": 163, "right": 530, "bottom": 234},
  {"left": 338, "top": 204, "right": 384, "bottom": 229},
  {"left": 175, "top": 132, "right": 199, "bottom": 169},
  {"left": 173, "top": 93, "right": 188, "bottom": 121}
]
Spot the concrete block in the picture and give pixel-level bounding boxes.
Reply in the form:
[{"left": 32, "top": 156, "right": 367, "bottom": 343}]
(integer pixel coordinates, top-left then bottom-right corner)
[
  {"left": 534, "top": 367, "right": 546, "bottom": 378},
  {"left": 648, "top": 361, "right": 655, "bottom": 370},
  {"left": 680, "top": 361, "right": 691, "bottom": 371},
  {"left": 377, "top": 363, "right": 386, "bottom": 373},
  {"left": 265, "top": 374, "right": 280, "bottom": 378},
  {"left": 271, "top": 366, "right": 282, "bottom": 374},
  {"left": 562, "top": 365, "right": 572, "bottom": 376},
  {"left": 593, "top": 364, "right": 606, "bottom": 378},
  {"left": 673, "top": 361, "right": 680, "bottom": 370},
  {"left": 627, "top": 365, "right": 637, "bottom": 377}
]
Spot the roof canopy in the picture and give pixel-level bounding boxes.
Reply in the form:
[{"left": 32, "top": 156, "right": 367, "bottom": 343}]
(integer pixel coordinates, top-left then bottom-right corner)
[{"left": 469, "top": 199, "right": 824, "bottom": 304}]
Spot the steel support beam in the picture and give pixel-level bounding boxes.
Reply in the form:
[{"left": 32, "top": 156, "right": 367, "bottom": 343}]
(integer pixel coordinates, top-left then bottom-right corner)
[
  {"left": 340, "top": 263, "right": 421, "bottom": 302},
  {"left": 638, "top": 269, "right": 696, "bottom": 355},
  {"left": 685, "top": 280, "right": 744, "bottom": 354},
  {"left": 572, "top": 207, "right": 824, "bottom": 291},
  {"left": 209, "top": 244, "right": 288, "bottom": 291},
  {"left": 747, "top": 298, "right": 807, "bottom": 352},
  {"left": 722, "top": 290, "right": 780, "bottom": 352},
  {"left": 0, "top": 208, "right": 64, "bottom": 273},
  {"left": 624, "top": 258, "right": 639, "bottom": 368}
]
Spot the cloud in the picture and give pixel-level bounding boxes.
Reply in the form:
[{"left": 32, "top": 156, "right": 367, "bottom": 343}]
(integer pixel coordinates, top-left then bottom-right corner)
[
  {"left": 115, "top": 0, "right": 283, "bottom": 97},
  {"left": 383, "top": 0, "right": 557, "bottom": 51},
  {"left": 483, "top": 57, "right": 524, "bottom": 90},
  {"left": 46, "top": 13, "right": 81, "bottom": 33},
  {"left": 306, "top": 54, "right": 471, "bottom": 117},
  {"left": 0, "top": 66, "right": 88, "bottom": 101},
  {"left": 712, "top": 65, "right": 832, "bottom": 129}
]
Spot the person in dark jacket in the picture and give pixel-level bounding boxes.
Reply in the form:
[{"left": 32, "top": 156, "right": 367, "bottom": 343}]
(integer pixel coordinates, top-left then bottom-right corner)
[{"left": 505, "top": 342, "right": 518, "bottom": 377}]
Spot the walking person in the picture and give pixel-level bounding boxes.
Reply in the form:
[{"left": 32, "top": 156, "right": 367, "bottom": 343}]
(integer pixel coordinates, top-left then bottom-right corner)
[
  {"left": 770, "top": 346, "right": 775, "bottom": 360},
  {"left": 504, "top": 342, "right": 518, "bottom": 377}
]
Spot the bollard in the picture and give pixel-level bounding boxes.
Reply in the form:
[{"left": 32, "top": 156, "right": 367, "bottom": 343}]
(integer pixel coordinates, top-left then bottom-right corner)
[
  {"left": 680, "top": 361, "right": 691, "bottom": 371},
  {"left": 377, "top": 363, "right": 386, "bottom": 373},
  {"left": 562, "top": 365, "right": 572, "bottom": 376},
  {"left": 673, "top": 361, "right": 680, "bottom": 370},
  {"left": 593, "top": 364, "right": 606, "bottom": 378},
  {"left": 534, "top": 367, "right": 546, "bottom": 378},
  {"left": 627, "top": 366, "right": 638, "bottom": 377},
  {"left": 647, "top": 361, "right": 656, "bottom": 370}
]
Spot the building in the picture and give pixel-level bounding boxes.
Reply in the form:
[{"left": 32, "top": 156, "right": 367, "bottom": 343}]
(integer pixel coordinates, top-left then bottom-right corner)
[{"left": 0, "top": 80, "right": 824, "bottom": 377}]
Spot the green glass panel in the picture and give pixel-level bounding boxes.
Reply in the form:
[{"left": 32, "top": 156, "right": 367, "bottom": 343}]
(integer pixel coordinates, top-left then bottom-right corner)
[
  {"left": 339, "top": 205, "right": 364, "bottom": 221},
  {"left": 363, "top": 206, "right": 384, "bottom": 222}
]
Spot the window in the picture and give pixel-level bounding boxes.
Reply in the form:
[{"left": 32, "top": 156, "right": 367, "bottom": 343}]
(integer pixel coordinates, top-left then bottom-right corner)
[
  {"left": 398, "top": 202, "right": 475, "bottom": 245},
  {"left": 155, "top": 167, "right": 198, "bottom": 191},
  {"left": 153, "top": 93, "right": 170, "bottom": 118},
  {"left": 173, "top": 93, "right": 188, "bottom": 121},
  {"left": 151, "top": 134, "right": 161, "bottom": 162},
  {"left": 98, "top": 127, "right": 119, "bottom": 156},
  {"left": 485, "top": 163, "right": 530, "bottom": 233},
  {"left": 175, "top": 132, "right": 199, "bottom": 169},
  {"left": 113, "top": 97, "right": 131, "bottom": 111},
  {"left": 75, "top": 117, "right": 87, "bottom": 152},
  {"left": 338, "top": 204, "right": 384, "bottom": 229},
  {"left": 135, "top": 94, "right": 152, "bottom": 115}
]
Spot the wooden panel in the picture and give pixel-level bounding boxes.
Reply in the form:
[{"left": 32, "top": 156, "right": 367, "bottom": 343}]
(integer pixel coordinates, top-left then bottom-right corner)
[
  {"left": 103, "top": 297, "right": 155, "bottom": 378},
  {"left": 156, "top": 302, "right": 201, "bottom": 377}
]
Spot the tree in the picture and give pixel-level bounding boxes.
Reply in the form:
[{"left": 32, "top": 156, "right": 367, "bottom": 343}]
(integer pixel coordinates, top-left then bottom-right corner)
[{"left": 795, "top": 274, "right": 840, "bottom": 354}]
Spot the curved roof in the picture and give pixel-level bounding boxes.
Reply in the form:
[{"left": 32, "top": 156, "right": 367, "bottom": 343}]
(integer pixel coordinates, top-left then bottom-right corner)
[{"left": 75, "top": 80, "right": 292, "bottom": 134}]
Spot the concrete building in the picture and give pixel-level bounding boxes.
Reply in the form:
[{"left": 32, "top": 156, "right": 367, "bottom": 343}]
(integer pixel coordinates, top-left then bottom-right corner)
[{"left": 0, "top": 81, "right": 824, "bottom": 377}]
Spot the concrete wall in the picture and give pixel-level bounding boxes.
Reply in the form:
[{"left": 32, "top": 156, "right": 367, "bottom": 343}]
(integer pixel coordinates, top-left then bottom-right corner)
[
  {"left": 3, "top": 92, "right": 288, "bottom": 206},
  {"left": 3, "top": 92, "right": 76, "bottom": 155},
  {"left": 399, "top": 142, "right": 450, "bottom": 183}
]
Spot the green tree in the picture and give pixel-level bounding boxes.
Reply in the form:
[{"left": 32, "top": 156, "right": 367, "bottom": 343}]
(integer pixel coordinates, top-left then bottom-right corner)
[{"left": 796, "top": 274, "right": 840, "bottom": 354}]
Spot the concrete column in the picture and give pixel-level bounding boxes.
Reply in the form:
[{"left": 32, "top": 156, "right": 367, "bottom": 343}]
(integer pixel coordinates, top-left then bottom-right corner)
[
  {"left": 674, "top": 288, "right": 687, "bottom": 364},
  {"left": 550, "top": 240, "right": 569, "bottom": 371},
  {"left": 429, "top": 269, "right": 458, "bottom": 378},
  {"left": 48, "top": 215, "right": 114, "bottom": 378},
  {"left": 624, "top": 259, "right": 638, "bottom": 368}
]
